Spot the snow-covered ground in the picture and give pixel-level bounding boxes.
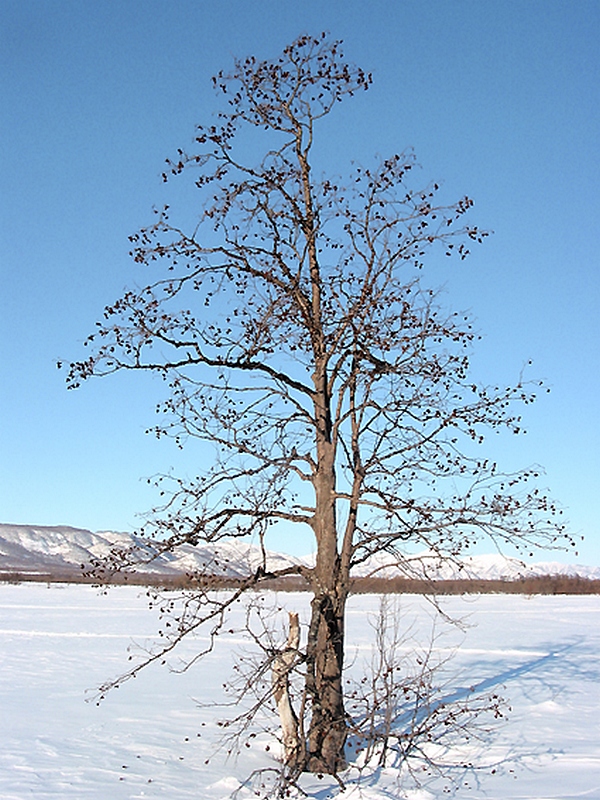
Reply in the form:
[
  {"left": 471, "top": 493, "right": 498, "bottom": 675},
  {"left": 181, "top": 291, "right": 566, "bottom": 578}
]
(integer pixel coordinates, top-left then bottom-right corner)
[{"left": 0, "top": 583, "right": 598, "bottom": 799}]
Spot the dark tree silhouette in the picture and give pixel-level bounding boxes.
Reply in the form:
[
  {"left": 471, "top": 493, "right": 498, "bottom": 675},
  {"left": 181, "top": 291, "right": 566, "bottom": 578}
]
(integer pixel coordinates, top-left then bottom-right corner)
[{"left": 68, "top": 33, "right": 571, "bottom": 776}]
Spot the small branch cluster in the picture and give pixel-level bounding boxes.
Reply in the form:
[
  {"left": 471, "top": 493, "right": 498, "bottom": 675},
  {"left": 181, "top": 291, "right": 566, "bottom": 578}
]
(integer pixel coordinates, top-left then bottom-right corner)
[{"left": 344, "top": 598, "right": 509, "bottom": 790}]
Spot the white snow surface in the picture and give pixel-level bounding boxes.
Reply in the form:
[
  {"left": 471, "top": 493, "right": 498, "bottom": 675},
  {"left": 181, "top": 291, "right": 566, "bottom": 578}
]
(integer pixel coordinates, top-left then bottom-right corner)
[
  {"left": 0, "top": 583, "right": 599, "bottom": 799},
  {"left": 1, "top": 523, "right": 599, "bottom": 580}
]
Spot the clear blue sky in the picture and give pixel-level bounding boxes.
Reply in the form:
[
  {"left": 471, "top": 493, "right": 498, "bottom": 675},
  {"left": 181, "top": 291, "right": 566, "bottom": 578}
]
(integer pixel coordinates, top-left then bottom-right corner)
[{"left": 1, "top": 0, "right": 598, "bottom": 563}]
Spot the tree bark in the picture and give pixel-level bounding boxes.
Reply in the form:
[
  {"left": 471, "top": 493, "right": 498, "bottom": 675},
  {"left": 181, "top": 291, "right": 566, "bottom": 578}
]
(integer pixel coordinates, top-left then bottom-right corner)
[
  {"left": 304, "top": 360, "right": 350, "bottom": 773},
  {"left": 305, "top": 581, "right": 348, "bottom": 773}
]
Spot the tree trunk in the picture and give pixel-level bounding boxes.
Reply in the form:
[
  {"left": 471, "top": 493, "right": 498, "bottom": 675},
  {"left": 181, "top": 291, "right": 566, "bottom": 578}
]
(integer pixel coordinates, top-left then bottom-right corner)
[
  {"left": 305, "top": 579, "right": 348, "bottom": 773},
  {"left": 306, "top": 362, "right": 349, "bottom": 772}
]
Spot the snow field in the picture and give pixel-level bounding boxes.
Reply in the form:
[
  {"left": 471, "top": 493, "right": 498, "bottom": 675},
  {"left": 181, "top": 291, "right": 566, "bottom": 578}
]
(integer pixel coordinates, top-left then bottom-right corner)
[{"left": 0, "top": 584, "right": 598, "bottom": 799}]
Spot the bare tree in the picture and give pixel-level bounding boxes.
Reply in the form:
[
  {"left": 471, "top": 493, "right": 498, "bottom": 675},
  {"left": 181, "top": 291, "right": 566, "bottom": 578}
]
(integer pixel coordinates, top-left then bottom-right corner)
[{"left": 68, "top": 33, "right": 572, "bottom": 776}]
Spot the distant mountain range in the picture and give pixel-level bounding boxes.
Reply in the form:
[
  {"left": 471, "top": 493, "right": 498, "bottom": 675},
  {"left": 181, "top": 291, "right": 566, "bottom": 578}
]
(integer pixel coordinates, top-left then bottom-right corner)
[{"left": 1, "top": 523, "right": 598, "bottom": 582}]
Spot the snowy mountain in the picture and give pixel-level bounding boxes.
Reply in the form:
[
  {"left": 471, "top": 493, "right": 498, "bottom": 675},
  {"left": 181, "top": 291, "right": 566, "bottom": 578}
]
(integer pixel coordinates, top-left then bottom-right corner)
[
  {"left": 0, "top": 523, "right": 598, "bottom": 581},
  {"left": 0, "top": 523, "right": 304, "bottom": 579},
  {"left": 351, "top": 549, "right": 600, "bottom": 581}
]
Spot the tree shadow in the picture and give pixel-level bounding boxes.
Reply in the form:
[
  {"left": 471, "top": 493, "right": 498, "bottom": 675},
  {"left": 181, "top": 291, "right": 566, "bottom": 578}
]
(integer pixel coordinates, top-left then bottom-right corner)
[
  {"left": 293, "top": 635, "right": 598, "bottom": 800},
  {"left": 455, "top": 634, "right": 600, "bottom": 705}
]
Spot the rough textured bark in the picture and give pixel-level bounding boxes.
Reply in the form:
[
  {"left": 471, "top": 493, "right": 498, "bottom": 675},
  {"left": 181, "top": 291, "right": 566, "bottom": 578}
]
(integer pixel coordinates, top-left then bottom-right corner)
[{"left": 305, "top": 583, "right": 348, "bottom": 772}]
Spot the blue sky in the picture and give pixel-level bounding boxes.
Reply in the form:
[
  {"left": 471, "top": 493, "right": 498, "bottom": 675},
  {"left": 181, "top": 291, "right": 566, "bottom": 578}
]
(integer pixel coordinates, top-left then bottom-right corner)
[{"left": 1, "top": 0, "right": 598, "bottom": 563}]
